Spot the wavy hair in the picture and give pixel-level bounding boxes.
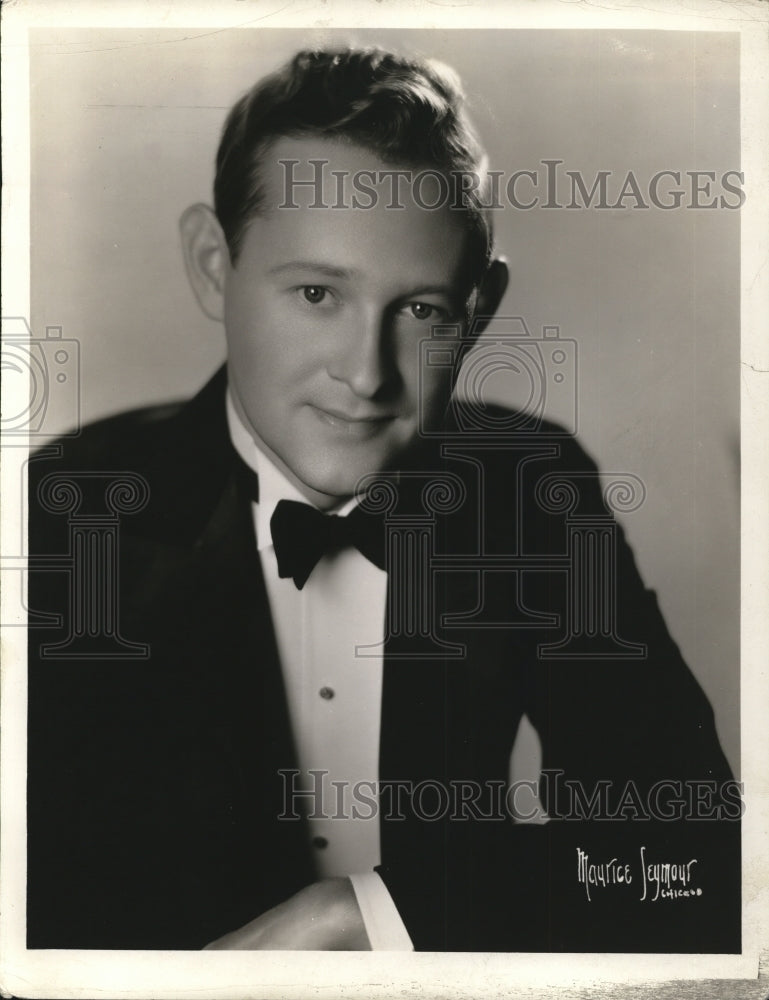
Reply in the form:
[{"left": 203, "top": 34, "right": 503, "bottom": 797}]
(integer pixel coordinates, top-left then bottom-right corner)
[{"left": 214, "top": 47, "right": 493, "bottom": 280}]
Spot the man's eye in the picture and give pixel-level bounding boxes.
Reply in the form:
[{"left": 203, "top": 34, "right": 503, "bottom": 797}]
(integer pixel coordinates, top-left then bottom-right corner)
[
  {"left": 409, "top": 302, "right": 437, "bottom": 321},
  {"left": 301, "top": 285, "right": 328, "bottom": 305}
]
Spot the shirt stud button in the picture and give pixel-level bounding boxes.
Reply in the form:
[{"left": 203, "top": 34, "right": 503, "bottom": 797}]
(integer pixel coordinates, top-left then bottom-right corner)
[
  {"left": 319, "top": 686, "right": 335, "bottom": 700},
  {"left": 312, "top": 836, "right": 329, "bottom": 849}
]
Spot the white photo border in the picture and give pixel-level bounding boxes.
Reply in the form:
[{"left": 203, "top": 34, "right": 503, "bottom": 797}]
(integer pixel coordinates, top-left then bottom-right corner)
[{"left": 2, "top": 1, "right": 767, "bottom": 997}]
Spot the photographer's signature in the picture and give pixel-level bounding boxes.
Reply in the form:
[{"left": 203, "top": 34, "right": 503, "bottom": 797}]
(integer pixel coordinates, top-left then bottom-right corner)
[{"left": 576, "top": 846, "right": 702, "bottom": 902}]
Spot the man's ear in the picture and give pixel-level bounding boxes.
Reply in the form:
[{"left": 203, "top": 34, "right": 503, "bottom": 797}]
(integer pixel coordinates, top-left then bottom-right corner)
[
  {"left": 469, "top": 257, "right": 509, "bottom": 339},
  {"left": 179, "top": 204, "right": 229, "bottom": 322}
]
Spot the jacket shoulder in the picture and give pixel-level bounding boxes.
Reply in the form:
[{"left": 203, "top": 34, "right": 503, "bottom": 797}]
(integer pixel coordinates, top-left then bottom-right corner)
[
  {"left": 32, "top": 399, "right": 187, "bottom": 475},
  {"left": 447, "top": 400, "right": 602, "bottom": 476}
]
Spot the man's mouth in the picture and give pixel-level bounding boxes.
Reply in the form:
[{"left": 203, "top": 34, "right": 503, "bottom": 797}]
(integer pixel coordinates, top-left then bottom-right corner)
[{"left": 308, "top": 404, "right": 396, "bottom": 436}]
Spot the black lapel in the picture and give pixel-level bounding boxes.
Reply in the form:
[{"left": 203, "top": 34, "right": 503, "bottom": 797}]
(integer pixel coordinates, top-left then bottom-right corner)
[
  {"left": 117, "top": 368, "right": 316, "bottom": 922},
  {"left": 145, "top": 366, "right": 307, "bottom": 815}
]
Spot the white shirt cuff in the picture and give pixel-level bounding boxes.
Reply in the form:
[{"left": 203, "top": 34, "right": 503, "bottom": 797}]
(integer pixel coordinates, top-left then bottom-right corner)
[{"left": 348, "top": 871, "right": 414, "bottom": 951}]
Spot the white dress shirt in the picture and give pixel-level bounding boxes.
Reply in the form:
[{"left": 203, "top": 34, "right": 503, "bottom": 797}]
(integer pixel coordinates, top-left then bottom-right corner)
[{"left": 226, "top": 392, "right": 413, "bottom": 951}]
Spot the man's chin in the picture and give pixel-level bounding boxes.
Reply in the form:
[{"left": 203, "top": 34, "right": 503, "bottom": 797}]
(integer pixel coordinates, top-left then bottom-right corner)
[
  {"left": 298, "top": 471, "right": 382, "bottom": 507},
  {"left": 294, "top": 454, "right": 405, "bottom": 507}
]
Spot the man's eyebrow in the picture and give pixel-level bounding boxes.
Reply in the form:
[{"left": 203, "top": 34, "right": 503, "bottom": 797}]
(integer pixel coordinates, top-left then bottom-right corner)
[
  {"left": 402, "top": 284, "right": 459, "bottom": 299},
  {"left": 268, "top": 261, "right": 358, "bottom": 279}
]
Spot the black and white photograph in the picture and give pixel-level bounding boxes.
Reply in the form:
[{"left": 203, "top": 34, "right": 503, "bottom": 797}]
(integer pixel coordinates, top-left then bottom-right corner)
[{"left": 1, "top": 2, "right": 767, "bottom": 998}]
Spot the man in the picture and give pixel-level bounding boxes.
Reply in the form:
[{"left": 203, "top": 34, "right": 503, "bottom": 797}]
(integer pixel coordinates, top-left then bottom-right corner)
[{"left": 26, "top": 47, "right": 740, "bottom": 953}]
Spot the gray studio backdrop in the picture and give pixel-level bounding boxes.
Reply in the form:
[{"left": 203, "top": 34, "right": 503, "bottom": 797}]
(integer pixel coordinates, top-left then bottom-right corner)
[{"left": 30, "top": 28, "right": 740, "bottom": 774}]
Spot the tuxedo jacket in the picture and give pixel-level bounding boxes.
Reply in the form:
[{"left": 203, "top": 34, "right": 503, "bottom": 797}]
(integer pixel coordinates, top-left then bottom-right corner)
[{"left": 27, "top": 367, "right": 740, "bottom": 952}]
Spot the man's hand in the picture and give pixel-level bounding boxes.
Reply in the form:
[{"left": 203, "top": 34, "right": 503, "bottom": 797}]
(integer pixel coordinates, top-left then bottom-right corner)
[{"left": 202, "top": 877, "right": 371, "bottom": 950}]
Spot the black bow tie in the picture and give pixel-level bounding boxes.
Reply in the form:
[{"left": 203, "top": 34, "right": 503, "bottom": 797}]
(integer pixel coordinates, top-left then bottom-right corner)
[{"left": 270, "top": 499, "right": 387, "bottom": 590}]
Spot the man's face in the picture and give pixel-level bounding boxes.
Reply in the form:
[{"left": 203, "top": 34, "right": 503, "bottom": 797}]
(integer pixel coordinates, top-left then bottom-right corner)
[{"left": 222, "top": 136, "right": 478, "bottom": 508}]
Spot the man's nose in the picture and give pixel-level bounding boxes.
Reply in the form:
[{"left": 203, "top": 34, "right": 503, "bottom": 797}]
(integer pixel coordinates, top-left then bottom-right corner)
[{"left": 328, "top": 310, "right": 396, "bottom": 399}]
